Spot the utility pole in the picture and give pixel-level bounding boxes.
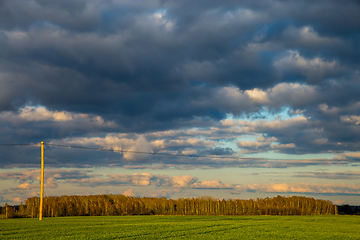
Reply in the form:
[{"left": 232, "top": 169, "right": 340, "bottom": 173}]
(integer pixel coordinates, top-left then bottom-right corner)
[{"left": 39, "top": 141, "right": 44, "bottom": 220}]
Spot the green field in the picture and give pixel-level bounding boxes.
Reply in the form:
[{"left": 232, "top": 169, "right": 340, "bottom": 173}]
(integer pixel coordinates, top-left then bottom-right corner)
[{"left": 1, "top": 215, "right": 359, "bottom": 239}]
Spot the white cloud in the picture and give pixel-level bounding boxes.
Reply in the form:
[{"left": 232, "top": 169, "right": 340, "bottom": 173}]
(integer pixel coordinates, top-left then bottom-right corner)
[
  {"left": 58, "top": 131, "right": 217, "bottom": 161},
  {"left": 106, "top": 172, "right": 156, "bottom": 186},
  {"left": 235, "top": 182, "right": 360, "bottom": 195},
  {"left": 319, "top": 104, "right": 340, "bottom": 115},
  {"left": 221, "top": 115, "right": 308, "bottom": 131},
  {"left": 0, "top": 106, "right": 115, "bottom": 127},
  {"left": 127, "top": 172, "right": 153, "bottom": 186},
  {"left": 122, "top": 189, "right": 136, "bottom": 197},
  {"left": 171, "top": 175, "right": 198, "bottom": 188},
  {"left": 12, "top": 197, "right": 22, "bottom": 203},
  {"left": 268, "top": 82, "right": 318, "bottom": 106},
  {"left": 245, "top": 88, "right": 270, "bottom": 104},
  {"left": 283, "top": 26, "right": 343, "bottom": 48},
  {"left": 11, "top": 182, "right": 38, "bottom": 190},
  {"left": 236, "top": 135, "right": 295, "bottom": 154},
  {"left": 64, "top": 134, "right": 154, "bottom": 160},
  {"left": 215, "top": 82, "right": 319, "bottom": 113},
  {"left": 0, "top": 169, "right": 95, "bottom": 191},
  {"left": 341, "top": 115, "right": 360, "bottom": 125},
  {"left": 193, "top": 180, "right": 233, "bottom": 189},
  {"left": 340, "top": 152, "right": 360, "bottom": 159},
  {"left": 274, "top": 50, "right": 341, "bottom": 83},
  {"left": 215, "top": 87, "right": 251, "bottom": 112},
  {"left": 237, "top": 141, "right": 270, "bottom": 149},
  {"left": 19, "top": 106, "right": 74, "bottom": 121}
]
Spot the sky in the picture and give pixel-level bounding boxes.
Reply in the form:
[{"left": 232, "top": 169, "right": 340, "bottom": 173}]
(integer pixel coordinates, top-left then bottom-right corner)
[{"left": 0, "top": 0, "right": 360, "bottom": 206}]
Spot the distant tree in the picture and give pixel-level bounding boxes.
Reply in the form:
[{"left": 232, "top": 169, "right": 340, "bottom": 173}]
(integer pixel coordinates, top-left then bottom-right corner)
[{"left": 4, "top": 194, "right": 338, "bottom": 218}]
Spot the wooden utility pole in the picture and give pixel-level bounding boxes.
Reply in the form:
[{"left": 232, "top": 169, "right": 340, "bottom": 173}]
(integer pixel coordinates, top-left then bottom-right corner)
[{"left": 39, "top": 141, "right": 44, "bottom": 220}]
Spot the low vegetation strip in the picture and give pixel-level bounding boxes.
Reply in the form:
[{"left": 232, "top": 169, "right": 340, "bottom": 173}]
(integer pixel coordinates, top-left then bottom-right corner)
[
  {"left": 1, "top": 195, "right": 336, "bottom": 218},
  {"left": 0, "top": 215, "right": 359, "bottom": 239}
]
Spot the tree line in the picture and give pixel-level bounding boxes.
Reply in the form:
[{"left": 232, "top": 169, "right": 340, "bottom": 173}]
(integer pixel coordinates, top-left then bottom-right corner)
[
  {"left": 337, "top": 205, "right": 360, "bottom": 215},
  {"left": 1, "top": 195, "right": 337, "bottom": 218}
]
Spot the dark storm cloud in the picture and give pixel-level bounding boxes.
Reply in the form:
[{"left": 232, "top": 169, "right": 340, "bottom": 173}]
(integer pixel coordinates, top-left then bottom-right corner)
[
  {"left": 1, "top": 0, "right": 360, "bottom": 167},
  {"left": 1, "top": 0, "right": 359, "bottom": 106},
  {"left": 198, "top": 147, "right": 236, "bottom": 156}
]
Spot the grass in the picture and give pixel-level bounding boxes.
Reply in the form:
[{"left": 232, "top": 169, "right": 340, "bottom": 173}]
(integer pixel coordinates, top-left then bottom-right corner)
[{"left": 1, "top": 215, "right": 359, "bottom": 239}]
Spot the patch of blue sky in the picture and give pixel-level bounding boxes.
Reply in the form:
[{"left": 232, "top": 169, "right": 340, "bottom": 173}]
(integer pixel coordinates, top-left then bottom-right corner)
[
  {"left": 24, "top": 104, "right": 44, "bottom": 109},
  {"left": 225, "top": 106, "right": 302, "bottom": 122},
  {"left": 223, "top": 107, "right": 340, "bottom": 160},
  {"left": 243, "top": 151, "right": 336, "bottom": 160},
  {"left": 155, "top": 9, "right": 168, "bottom": 15}
]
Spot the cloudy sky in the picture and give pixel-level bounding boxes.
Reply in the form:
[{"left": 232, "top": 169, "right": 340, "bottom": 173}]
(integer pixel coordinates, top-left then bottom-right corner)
[{"left": 1, "top": 0, "right": 360, "bottom": 206}]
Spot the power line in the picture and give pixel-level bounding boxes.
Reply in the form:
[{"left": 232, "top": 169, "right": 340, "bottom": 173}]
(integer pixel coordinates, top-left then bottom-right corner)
[
  {"left": 0, "top": 143, "right": 38, "bottom": 147},
  {"left": 0, "top": 142, "right": 245, "bottom": 160},
  {"left": 45, "top": 143, "right": 238, "bottom": 159}
]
